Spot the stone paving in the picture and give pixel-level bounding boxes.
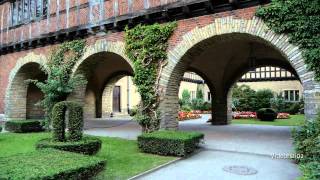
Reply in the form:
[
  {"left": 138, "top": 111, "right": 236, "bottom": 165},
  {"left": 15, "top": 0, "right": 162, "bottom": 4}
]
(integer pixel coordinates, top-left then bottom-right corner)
[{"left": 84, "top": 115, "right": 301, "bottom": 180}]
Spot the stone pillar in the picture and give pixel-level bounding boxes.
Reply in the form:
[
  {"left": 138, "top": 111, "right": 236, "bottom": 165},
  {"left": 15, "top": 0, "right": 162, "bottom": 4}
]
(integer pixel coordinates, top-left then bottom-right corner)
[{"left": 304, "top": 89, "right": 320, "bottom": 120}]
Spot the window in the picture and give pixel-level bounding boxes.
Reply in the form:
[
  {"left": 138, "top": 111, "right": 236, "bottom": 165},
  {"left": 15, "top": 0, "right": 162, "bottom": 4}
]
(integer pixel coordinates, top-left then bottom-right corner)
[
  {"left": 283, "top": 90, "right": 300, "bottom": 102},
  {"left": 11, "top": 0, "right": 48, "bottom": 26},
  {"left": 207, "top": 92, "right": 211, "bottom": 101}
]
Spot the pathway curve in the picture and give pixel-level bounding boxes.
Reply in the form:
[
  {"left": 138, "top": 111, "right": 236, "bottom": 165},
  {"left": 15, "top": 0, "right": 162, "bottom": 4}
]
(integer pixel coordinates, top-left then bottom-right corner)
[{"left": 84, "top": 115, "right": 301, "bottom": 180}]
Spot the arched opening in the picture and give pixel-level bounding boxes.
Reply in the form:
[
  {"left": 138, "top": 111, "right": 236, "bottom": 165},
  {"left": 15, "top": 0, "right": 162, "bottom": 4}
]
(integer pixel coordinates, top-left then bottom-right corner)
[
  {"left": 70, "top": 51, "right": 140, "bottom": 120},
  {"left": 6, "top": 62, "right": 47, "bottom": 120},
  {"left": 160, "top": 31, "right": 316, "bottom": 129}
]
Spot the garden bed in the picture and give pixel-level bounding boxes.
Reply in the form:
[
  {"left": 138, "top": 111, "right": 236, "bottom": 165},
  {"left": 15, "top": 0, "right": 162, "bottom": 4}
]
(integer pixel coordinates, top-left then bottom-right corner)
[
  {"left": 178, "top": 111, "right": 201, "bottom": 121},
  {"left": 0, "top": 149, "right": 106, "bottom": 180},
  {"left": 138, "top": 130, "right": 204, "bottom": 157},
  {"left": 0, "top": 132, "right": 176, "bottom": 179}
]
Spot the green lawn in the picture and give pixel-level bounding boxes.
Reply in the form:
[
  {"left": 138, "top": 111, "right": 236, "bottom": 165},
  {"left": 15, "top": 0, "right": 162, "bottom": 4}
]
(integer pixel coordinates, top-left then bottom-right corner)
[
  {"left": 0, "top": 133, "right": 176, "bottom": 180},
  {"left": 232, "top": 114, "right": 305, "bottom": 126}
]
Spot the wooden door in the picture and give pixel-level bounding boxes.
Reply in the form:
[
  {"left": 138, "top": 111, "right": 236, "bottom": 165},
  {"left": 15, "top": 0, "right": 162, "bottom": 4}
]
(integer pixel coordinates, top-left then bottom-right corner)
[{"left": 113, "top": 86, "right": 121, "bottom": 112}]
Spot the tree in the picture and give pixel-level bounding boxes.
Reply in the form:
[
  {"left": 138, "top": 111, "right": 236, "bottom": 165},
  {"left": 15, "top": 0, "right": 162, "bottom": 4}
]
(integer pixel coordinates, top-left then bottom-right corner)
[
  {"left": 255, "top": 89, "right": 274, "bottom": 110},
  {"left": 30, "top": 40, "right": 86, "bottom": 129},
  {"left": 232, "top": 85, "right": 257, "bottom": 111},
  {"left": 181, "top": 89, "right": 191, "bottom": 106}
]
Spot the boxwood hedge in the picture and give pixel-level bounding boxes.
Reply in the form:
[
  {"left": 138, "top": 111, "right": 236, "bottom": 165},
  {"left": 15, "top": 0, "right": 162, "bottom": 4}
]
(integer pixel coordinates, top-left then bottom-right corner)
[
  {"left": 5, "top": 120, "right": 44, "bottom": 133},
  {"left": 257, "top": 108, "right": 278, "bottom": 121},
  {"left": 0, "top": 149, "right": 105, "bottom": 180},
  {"left": 36, "top": 136, "right": 102, "bottom": 155},
  {"left": 138, "top": 130, "right": 204, "bottom": 157}
]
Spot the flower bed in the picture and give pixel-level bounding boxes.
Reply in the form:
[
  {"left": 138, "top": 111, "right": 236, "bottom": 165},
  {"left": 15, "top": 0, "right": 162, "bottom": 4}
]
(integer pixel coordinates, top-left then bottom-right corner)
[
  {"left": 277, "top": 113, "right": 290, "bottom": 119},
  {"left": 191, "top": 110, "right": 212, "bottom": 114},
  {"left": 178, "top": 112, "right": 201, "bottom": 121},
  {"left": 232, "top": 111, "right": 257, "bottom": 119}
]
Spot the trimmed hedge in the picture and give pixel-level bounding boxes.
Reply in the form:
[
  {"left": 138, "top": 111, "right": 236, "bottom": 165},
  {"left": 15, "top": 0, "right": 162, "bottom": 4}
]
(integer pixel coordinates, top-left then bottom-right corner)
[
  {"left": 52, "top": 101, "right": 83, "bottom": 142},
  {"left": 36, "top": 136, "right": 102, "bottom": 155},
  {"left": 138, "top": 130, "right": 204, "bottom": 157},
  {"left": 0, "top": 149, "right": 106, "bottom": 180},
  {"left": 5, "top": 120, "right": 44, "bottom": 133},
  {"left": 257, "top": 108, "right": 277, "bottom": 121}
]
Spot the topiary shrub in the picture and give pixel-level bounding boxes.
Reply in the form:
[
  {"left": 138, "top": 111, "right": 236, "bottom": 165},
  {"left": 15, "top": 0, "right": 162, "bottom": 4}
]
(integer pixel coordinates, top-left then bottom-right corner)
[
  {"left": 138, "top": 130, "right": 204, "bottom": 157},
  {"left": 5, "top": 120, "right": 44, "bottom": 133},
  {"left": 52, "top": 101, "right": 83, "bottom": 142},
  {"left": 257, "top": 108, "right": 277, "bottom": 121},
  {"left": 36, "top": 136, "right": 102, "bottom": 155}
]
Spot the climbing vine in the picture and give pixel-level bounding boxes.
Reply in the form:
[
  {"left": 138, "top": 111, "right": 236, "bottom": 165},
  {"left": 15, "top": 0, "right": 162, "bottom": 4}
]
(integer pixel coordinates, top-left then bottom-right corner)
[
  {"left": 30, "top": 40, "right": 87, "bottom": 129},
  {"left": 125, "top": 23, "right": 176, "bottom": 133},
  {"left": 256, "top": 0, "right": 320, "bottom": 80}
]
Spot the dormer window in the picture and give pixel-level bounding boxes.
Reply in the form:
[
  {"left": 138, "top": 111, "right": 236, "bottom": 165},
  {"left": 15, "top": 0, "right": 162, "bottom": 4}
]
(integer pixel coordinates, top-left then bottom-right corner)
[{"left": 11, "top": 0, "right": 48, "bottom": 26}]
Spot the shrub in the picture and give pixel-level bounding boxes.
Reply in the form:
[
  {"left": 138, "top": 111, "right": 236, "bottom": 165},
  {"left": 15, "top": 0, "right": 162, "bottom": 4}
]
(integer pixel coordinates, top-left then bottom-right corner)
[
  {"left": 292, "top": 113, "right": 320, "bottom": 163},
  {"left": 36, "top": 136, "right": 102, "bottom": 155},
  {"left": 181, "top": 105, "right": 192, "bottom": 112},
  {"left": 0, "top": 149, "right": 105, "bottom": 180},
  {"left": 52, "top": 101, "right": 83, "bottom": 142},
  {"left": 5, "top": 120, "right": 44, "bottom": 133},
  {"left": 232, "top": 85, "right": 257, "bottom": 111},
  {"left": 129, "top": 107, "right": 138, "bottom": 117},
  {"left": 286, "top": 103, "right": 301, "bottom": 115},
  {"left": 299, "top": 161, "right": 320, "bottom": 180},
  {"left": 0, "top": 126, "right": 2, "bottom": 132},
  {"left": 138, "top": 130, "right": 204, "bottom": 157},
  {"left": 255, "top": 89, "right": 274, "bottom": 110},
  {"left": 257, "top": 108, "right": 277, "bottom": 121}
]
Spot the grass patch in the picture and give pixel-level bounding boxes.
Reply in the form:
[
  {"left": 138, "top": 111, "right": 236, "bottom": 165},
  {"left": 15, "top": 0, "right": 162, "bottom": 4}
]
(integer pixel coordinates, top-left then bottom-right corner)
[
  {"left": 0, "top": 133, "right": 176, "bottom": 179},
  {"left": 0, "top": 149, "right": 105, "bottom": 180},
  {"left": 232, "top": 114, "right": 305, "bottom": 126}
]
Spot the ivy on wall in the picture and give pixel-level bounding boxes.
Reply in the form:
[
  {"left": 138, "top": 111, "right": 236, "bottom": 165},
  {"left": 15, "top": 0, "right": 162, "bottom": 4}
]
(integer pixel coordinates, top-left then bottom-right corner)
[
  {"left": 30, "top": 40, "right": 87, "bottom": 129},
  {"left": 256, "top": 0, "right": 320, "bottom": 80},
  {"left": 125, "top": 23, "right": 176, "bottom": 133}
]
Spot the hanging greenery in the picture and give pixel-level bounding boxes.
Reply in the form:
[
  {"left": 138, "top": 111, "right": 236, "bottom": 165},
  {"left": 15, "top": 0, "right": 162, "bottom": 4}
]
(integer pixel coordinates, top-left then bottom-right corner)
[
  {"left": 30, "top": 40, "right": 87, "bottom": 129},
  {"left": 125, "top": 23, "right": 176, "bottom": 133},
  {"left": 256, "top": 0, "right": 320, "bottom": 80}
]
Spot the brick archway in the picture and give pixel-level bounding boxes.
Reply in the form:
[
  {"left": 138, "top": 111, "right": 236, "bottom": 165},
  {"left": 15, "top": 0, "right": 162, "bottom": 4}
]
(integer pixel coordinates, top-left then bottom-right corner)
[
  {"left": 68, "top": 40, "right": 134, "bottom": 119},
  {"left": 5, "top": 52, "right": 48, "bottom": 120},
  {"left": 159, "top": 16, "right": 320, "bottom": 129}
]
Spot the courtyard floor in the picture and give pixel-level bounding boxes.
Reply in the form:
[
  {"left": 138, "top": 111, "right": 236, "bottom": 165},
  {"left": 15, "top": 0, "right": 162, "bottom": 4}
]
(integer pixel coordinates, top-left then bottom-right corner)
[{"left": 84, "top": 115, "right": 301, "bottom": 180}]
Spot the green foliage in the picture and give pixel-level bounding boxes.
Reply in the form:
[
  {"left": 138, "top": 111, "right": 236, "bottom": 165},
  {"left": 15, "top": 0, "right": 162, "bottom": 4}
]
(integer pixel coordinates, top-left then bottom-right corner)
[
  {"left": 36, "top": 136, "right": 102, "bottom": 155},
  {"left": 52, "top": 101, "right": 83, "bottom": 142},
  {"left": 30, "top": 40, "right": 87, "bottom": 129},
  {"left": 5, "top": 120, "right": 44, "bottom": 133},
  {"left": 191, "top": 98, "right": 204, "bottom": 110},
  {"left": 257, "top": 108, "right": 277, "bottom": 121},
  {"left": 196, "top": 86, "right": 204, "bottom": 99},
  {"left": 181, "top": 89, "right": 191, "bottom": 105},
  {"left": 232, "top": 85, "right": 275, "bottom": 111},
  {"left": 256, "top": 0, "right": 320, "bottom": 80},
  {"left": 255, "top": 89, "right": 274, "bottom": 110},
  {"left": 232, "top": 85, "right": 257, "bottom": 111},
  {"left": 138, "top": 130, "right": 204, "bottom": 156},
  {"left": 271, "top": 95, "right": 304, "bottom": 114},
  {"left": 299, "top": 161, "right": 320, "bottom": 180},
  {"left": 292, "top": 112, "right": 320, "bottom": 163},
  {"left": 0, "top": 126, "right": 2, "bottom": 132},
  {"left": 125, "top": 23, "right": 176, "bottom": 132},
  {"left": 292, "top": 111, "right": 320, "bottom": 179},
  {"left": 181, "top": 105, "right": 192, "bottom": 112},
  {"left": 0, "top": 149, "right": 106, "bottom": 180}
]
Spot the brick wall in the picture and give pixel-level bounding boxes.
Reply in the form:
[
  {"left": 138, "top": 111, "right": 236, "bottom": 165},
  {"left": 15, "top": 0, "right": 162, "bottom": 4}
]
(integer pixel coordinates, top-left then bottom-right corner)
[{"left": 0, "top": 5, "right": 259, "bottom": 114}]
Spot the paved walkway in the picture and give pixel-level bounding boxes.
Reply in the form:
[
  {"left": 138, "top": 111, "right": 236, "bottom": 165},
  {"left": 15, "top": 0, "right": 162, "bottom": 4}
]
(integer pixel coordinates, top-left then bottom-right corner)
[{"left": 84, "top": 115, "right": 301, "bottom": 180}]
